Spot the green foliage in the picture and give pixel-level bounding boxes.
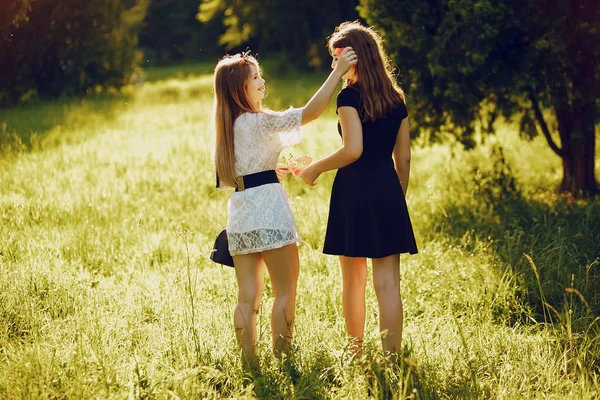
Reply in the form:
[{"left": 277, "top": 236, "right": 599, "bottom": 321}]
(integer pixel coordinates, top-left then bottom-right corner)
[
  {"left": 138, "top": 0, "right": 224, "bottom": 62},
  {"left": 359, "top": 0, "right": 599, "bottom": 141},
  {"left": 360, "top": 0, "right": 599, "bottom": 195},
  {"left": 0, "top": 0, "right": 149, "bottom": 105},
  {"left": 0, "top": 0, "right": 32, "bottom": 28},
  {"left": 414, "top": 140, "right": 600, "bottom": 318},
  {"left": 198, "top": 0, "right": 361, "bottom": 68},
  {"left": 0, "top": 64, "right": 599, "bottom": 397}
]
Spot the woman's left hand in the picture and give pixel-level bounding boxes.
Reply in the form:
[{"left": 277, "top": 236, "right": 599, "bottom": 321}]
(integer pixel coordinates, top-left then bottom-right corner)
[{"left": 299, "top": 164, "right": 321, "bottom": 186}]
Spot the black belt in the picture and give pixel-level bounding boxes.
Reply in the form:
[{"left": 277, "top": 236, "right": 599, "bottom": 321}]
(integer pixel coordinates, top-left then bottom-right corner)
[
  {"left": 216, "top": 170, "right": 278, "bottom": 192},
  {"left": 235, "top": 170, "right": 278, "bottom": 191}
]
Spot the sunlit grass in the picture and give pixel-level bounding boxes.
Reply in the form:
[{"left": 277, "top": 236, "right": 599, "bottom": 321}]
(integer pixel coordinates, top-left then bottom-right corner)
[{"left": 0, "top": 62, "right": 599, "bottom": 398}]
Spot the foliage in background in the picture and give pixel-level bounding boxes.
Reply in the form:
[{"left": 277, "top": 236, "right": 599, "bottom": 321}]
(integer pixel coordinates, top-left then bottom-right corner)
[
  {"left": 0, "top": 0, "right": 149, "bottom": 105},
  {"left": 359, "top": 0, "right": 599, "bottom": 196},
  {"left": 138, "top": 0, "right": 224, "bottom": 62},
  {"left": 198, "top": 0, "right": 361, "bottom": 69},
  {"left": 0, "top": 0, "right": 32, "bottom": 28}
]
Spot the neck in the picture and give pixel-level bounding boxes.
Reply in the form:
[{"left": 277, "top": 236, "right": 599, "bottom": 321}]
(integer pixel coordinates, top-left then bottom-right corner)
[{"left": 347, "top": 70, "right": 358, "bottom": 84}]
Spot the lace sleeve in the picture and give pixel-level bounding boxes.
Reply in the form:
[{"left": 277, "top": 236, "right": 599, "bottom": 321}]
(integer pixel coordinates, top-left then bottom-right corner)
[{"left": 257, "top": 108, "right": 303, "bottom": 151}]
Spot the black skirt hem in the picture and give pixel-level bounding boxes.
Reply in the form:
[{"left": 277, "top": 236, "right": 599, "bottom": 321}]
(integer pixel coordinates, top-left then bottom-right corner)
[{"left": 323, "top": 248, "right": 418, "bottom": 259}]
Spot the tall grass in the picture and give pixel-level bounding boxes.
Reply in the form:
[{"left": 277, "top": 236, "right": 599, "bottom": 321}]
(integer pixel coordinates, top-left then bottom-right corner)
[{"left": 0, "top": 62, "right": 599, "bottom": 398}]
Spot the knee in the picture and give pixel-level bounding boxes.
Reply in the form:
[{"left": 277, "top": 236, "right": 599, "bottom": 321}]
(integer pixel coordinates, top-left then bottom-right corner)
[
  {"left": 373, "top": 278, "right": 400, "bottom": 298},
  {"left": 274, "top": 291, "right": 296, "bottom": 306},
  {"left": 343, "top": 274, "right": 366, "bottom": 290},
  {"left": 238, "top": 287, "right": 262, "bottom": 309},
  {"left": 272, "top": 281, "right": 297, "bottom": 300}
]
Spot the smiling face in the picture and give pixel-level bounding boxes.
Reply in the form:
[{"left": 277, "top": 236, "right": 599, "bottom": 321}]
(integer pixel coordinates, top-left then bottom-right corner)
[{"left": 246, "top": 63, "right": 265, "bottom": 107}]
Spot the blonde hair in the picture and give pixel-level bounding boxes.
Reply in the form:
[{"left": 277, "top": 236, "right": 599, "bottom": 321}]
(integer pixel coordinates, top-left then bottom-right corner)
[
  {"left": 328, "top": 21, "right": 405, "bottom": 122},
  {"left": 213, "top": 53, "right": 261, "bottom": 188}
]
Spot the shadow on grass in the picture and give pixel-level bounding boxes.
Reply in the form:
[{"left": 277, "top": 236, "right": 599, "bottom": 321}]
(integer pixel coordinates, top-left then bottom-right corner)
[
  {"left": 239, "top": 345, "right": 444, "bottom": 400},
  {"left": 417, "top": 143, "right": 600, "bottom": 323},
  {"left": 0, "top": 61, "right": 219, "bottom": 155},
  {"left": 434, "top": 176, "right": 600, "bottom": 322},
  {"left": 0, "top": 90, "right": 134, "bottom": 154}
]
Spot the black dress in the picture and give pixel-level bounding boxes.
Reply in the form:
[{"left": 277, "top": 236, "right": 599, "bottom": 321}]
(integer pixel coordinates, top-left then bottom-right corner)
[{"left": 323, "top": 86, "right": 418, "bottom": 258}]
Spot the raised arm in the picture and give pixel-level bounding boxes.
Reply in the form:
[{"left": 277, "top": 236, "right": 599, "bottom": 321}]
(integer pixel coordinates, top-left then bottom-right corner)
[
  {"left": 301, "top": 47, "right": 357, "bottom": 124},
  {"left": 393, "top": 117, "right": 411, "bottom": 195},
  {"left": 299, "top": 106, "right": 363, "bottom": 185}
]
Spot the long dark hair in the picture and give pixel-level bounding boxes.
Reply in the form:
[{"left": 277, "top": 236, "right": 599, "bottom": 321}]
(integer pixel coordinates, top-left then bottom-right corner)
[{"left": 329, "top": 21, "right": 405, "bottom": 122}]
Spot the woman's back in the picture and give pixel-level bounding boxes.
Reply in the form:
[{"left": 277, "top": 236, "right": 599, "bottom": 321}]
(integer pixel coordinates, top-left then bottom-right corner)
[
  {"left": 336, "top": 86, "right": 408, "bottom": 167},
  {"left": 324, "top": 85, "right": 417, "bottom": 258}
]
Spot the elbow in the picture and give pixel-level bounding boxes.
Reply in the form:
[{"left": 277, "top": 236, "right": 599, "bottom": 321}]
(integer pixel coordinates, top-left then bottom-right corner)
[
  {"left": 398, "top": 151, "right": 411, "bottom": 166},
  {"left": 302, "top": 112, "right": 317, "bottom": 124},
  {"left": 344, "top": 146, "right": 362, "bottom": 162},
  {"left": 395, "top": 154, "right": 411, "bottom": 172},
  {"left": 301, "top": 107, "right": 321, "bottom": 125}
]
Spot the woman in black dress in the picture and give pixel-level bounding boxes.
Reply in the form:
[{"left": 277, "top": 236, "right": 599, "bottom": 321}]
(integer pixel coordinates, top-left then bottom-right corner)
[{"left": 300, "top": 21, "right": 417, "bottom": 357}]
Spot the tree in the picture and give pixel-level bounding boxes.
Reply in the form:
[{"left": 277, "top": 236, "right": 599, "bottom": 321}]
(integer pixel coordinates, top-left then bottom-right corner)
[
  {"left": 0, "top": 0, "right": 32, "bottom": 29},
  {"left": 359, "top": 0, "right": 599, "bottom": 196},
  {"left": 139, "top": 0, "right": 223, "bottom": 62},
  {"left": 198, "top": 0, "right": 360, "bottom": 68},
  {"left": 0, "top": 0, "right": 148, "bottom": 105}
]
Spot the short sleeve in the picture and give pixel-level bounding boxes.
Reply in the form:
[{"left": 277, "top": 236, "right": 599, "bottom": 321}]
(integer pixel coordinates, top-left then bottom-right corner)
[
  {"left": 336, "top": 87, "right": 360, "bottom": 112},
  {"left": 397, "top": 102, "right": 408, "bottom": 120},
  {"left": 256, "top": 107, "right": 303, "bottom": 150}
]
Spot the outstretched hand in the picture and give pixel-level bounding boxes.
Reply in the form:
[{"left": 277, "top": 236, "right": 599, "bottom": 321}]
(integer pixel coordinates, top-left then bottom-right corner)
[
  {"left": 299, "top": 164, "right": 321, "bottom": 186},
  {"left": 334, "top": 47, "right": 358, "bottom": 75}
]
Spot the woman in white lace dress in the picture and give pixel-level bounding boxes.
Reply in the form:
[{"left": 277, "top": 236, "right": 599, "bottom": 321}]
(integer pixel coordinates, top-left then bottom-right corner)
[{"left": 213, "top": 49, "right": 356, "bottom": 364}]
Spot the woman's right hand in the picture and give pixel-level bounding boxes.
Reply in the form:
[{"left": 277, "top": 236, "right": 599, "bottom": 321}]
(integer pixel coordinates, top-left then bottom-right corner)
[{"left": 334, "top": 47, "right": 358, "bottom": 75}]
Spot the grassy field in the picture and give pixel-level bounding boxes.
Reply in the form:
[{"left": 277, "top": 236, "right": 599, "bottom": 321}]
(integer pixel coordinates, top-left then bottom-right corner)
[{"left": 1, "top": 62, "right": 599, "bottom": 399}]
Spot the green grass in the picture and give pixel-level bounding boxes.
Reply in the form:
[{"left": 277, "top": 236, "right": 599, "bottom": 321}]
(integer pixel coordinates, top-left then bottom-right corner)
[{"left": 0, "top": 62, "right": 599, "bottom": 399}]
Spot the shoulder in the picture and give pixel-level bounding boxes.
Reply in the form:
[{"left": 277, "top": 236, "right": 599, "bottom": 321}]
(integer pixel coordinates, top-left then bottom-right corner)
[
  {"left": 393, "top": 100, "right": 408, "bottom": 120},
  {"left": 256, "top": 108, "right": 295, "bottom": 118},
  {"left": 338, "top": 85, "right": 360, "bottom": 97},
  {"left": 337, "top": 86, "right": 361, "bottom": 108},
  {"left": 260, "top": 109, "right": 283, "bottom": 118},
  {"left": 248, "top": 108, "right": 303, "bottom": 135},
  {"left": 235, "top": 112, "right": 253, "bottom": 124},
  {"left": 237, "top": 111, "right": 277, "bottom": 124},
  {"left": 260, "top": 107, "right": 303, "bottom": 122},
  {"left": 234, "top": 112, "right": 260, "bottom": 133}
]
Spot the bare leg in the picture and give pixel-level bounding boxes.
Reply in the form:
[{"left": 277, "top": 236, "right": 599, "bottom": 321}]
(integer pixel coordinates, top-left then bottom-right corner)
[
  {"left": 262, "top": 243, "right": 299, "bottom": 357},
  {"left": 340, "top": 256, "right": 367, "bottom": 356},
  {"left": 232, "top": 253, "right": 264, "bottom": 366},
  {"left": 372, "top": 254, "right": 403, "bottom": 355}
]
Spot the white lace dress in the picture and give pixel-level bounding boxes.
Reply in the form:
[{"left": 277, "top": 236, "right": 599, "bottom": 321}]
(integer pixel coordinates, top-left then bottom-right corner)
[{"left": 226, "top": 108, "right": 303, "bottom": 256}]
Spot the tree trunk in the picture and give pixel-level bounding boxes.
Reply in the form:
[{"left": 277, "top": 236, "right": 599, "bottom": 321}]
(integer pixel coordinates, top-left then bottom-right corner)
[
  {"left": 529, "top": 89, "right": 598, "bottom": 197},
  {"left": 559, "top": 110, "right": 598, "bottom": 197}
]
